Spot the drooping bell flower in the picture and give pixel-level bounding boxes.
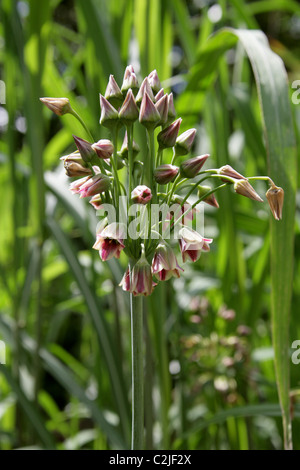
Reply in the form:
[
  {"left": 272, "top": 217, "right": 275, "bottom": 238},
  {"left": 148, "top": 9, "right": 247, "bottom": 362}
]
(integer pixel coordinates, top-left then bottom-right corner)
[
  {"left": 130, "top": 252, "right": 154, "bottom": 296},
  {"left": 265, "top": 184, "right": 284, "bottom": 220},
  {"left": 131, "top": 185, "right": 152, "bottom": 204},
  {"left": 77, "top": 173, "right": 111, "bottom": 198},
  {"left": 93, "top": 222, "right": 126, "bottom": 261},
  {"left": 180, "top": 154, "right": 209, "bottom": 178},
  {"left": 152, "top": 242, "right": 183, "bottom": 281},
  {"left": 178, "top": 226, "right": 213, "bottom": 263},
  {"left": 92, "top": 139, "right": 114, "bottom": 159}
]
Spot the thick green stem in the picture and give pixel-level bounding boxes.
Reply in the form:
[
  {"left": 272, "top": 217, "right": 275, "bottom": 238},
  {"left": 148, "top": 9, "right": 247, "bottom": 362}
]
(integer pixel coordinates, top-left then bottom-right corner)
[{"left": 130, "top": 292, "right": 144, "bottom": 450}]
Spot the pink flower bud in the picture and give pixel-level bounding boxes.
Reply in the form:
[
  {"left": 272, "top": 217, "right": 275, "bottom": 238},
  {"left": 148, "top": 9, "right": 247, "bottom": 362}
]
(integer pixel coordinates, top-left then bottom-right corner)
[
  {"left": 104, "top": 74, "right": 123, "bottom": 107},
  {"left": 136, "top": 77, "right": 155, "bottom": 104},
  {"left": 77, "top": 173, "right": 111, "bottom": 198},
  {"left": 148, "top": 69, "right": 162, "bottom": 94},
  {"left": 234, "top": 179, "right": 263, "bottom": 202},
  {"left": 99, "top": 94, "right": 119, "bottom": 128},
  {"left": 154, "top": 164, "right": 179, "bottom": 184},
  {"left": 93, "top": 222, "right": 126, "bottom": 261},
  {"left": 265, "top": 184, "right": 284, "bottom": 220},
  {"left": 40, "top": 97, "right": 72, "bottom": 116},
  {"left": 155, "top": 94, "right": 169, "bottom": 125},
  {"left": 139, "top": 93, "right": 161, "bottom": 129},
  {"left": 175, "top": 128, "right": 197, "bottom": 157},
  {"left": 179, "top": 227, "right": 213, "bottom": 263},
  {"left": 121, "top": 65, "right": 139, "bottom": 94},
  {"left": 119, "top": 89, "right": 139, "bottom": 123},
  {"left": 92, "top": 139, "right": 114, "bottom": 159},
  {"left": 152, "top": 242, "right": 183, "bottom": 281},
  {"left": 60, "top": 150, "right": 85, "bottom": 166},
  {"left": 73, "top": 135, "right": 96, "bottom": 163},
  {"left": 69, "top": 176, "right": 91, "bottom": 194},
  {"left": 180, "top": 154, "right": 209, "bottom": 178},
  {"left": 131, "top": 185, "right": 152, "bottom": 204},
  {"left": 157, "top": 118, "right": 182, "bottom": 149},
  {"left": 167, "top": 93, "right": 176, "bottom": 121}
]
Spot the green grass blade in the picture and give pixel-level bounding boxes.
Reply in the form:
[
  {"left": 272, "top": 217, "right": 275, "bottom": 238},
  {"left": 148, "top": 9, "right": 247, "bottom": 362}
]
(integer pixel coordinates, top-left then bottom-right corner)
[{"left": 187, "top": 28, "right": 297, "bottom": 448}]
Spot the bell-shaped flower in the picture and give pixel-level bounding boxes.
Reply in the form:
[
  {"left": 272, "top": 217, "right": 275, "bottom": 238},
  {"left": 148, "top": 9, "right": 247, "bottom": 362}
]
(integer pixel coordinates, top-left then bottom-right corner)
[
  {"left": 152, "top": 242, "right": 183, "bottom": 281},
  {"left": 131, "top": 253, "right": 155, "bottom": 296},
  {"left": 178, "top": 226, "right": 213, "bottom": 263},
  {"left": 93, "top": 222, "right": 126, "bottom": 261},
  {"left": 266, "top": 184, "right": 284, "bottom": 220}
]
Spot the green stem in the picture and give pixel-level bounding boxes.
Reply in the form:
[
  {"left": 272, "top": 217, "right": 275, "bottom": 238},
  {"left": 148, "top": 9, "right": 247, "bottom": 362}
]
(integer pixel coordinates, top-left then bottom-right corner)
[
  {"left": 70, "top": 108, "right": 94, "bottom": 142},
  {"left": 130, "top": 291, "right": 144, "bottom": 450},
  {"left": 127, "top": 124, "right": 134, "bottom": 196}
]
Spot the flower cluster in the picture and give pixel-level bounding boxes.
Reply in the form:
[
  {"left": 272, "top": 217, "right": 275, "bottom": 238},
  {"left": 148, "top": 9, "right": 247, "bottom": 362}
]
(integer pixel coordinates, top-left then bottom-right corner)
[{"left": 41, "top": 66, "right": 284, "bottom": 296}]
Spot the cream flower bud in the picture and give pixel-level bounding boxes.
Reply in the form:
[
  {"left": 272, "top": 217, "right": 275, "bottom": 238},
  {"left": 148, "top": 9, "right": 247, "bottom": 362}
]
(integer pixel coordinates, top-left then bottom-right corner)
[
  {"left": 139, "top": 92, "right": 161, "bottom": 129},
  {"left": 167, "top": 93, "right": 176, "bottom": 121},
  {"left": 148, "top": 69, "right": 162, "bottom": 94},
  {"left": 234, "top": 179, "right": 263, "bottom": 202},
  {"left": 121, "top": 65, "right": 139, "bottom": 94},
  {"left": 118, "top": 89, "right": 139, "bottom": 124},
  {"left": 104, "top": 74, "right": 123, "bottom": 107},
  {"left": 155, "top": 94, "right": 169, "bottom": 125},
  {"left": 92, "top": 139, "right": 114, "bottom": 159},
  {"left": 40, "top": 97, "right": 72, "bottom": 116},
  {"left": 175, "top": 128, "right": 197, "bottom": 157},
  {"left": 136, "top": 77, "right": 155, "bottom": 105},
  {"left": 99, "top": 94, "right": 119, "bottom": 129},
  {"left": 64, "top": 161, "right": 93, "bottom": 177},
  {"left": 154, "top": 164, "right": 179, "bottom": 184}
]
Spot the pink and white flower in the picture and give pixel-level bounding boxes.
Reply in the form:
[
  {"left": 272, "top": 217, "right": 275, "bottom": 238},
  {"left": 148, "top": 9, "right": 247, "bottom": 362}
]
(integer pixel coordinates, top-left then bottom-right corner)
[
  {"left": 152, "top": 242, "right": 183, "bottom": 281},
  {"left": 93, "top": 222, "right": 126, "bottom": 261},
  {"left": 178, "top": 227, "right": 213, "bottom": 263}
]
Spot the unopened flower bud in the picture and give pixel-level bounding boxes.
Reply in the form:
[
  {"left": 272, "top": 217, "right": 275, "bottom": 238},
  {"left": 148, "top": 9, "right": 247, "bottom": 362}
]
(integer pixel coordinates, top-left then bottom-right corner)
[
  {"left": 99, "top": 94, "right": 119, "bottom": 129},
  {"left": 89, "top": 194, "right": 103, "bottom": 210},
  {"left": 155, "top": 89, "right": 165, "bottom": 102},
  {"left": 218, "top": 165, "right": 245, "bottom": 181},
  {"left": 157, "top": 118, "right": 182, "bottom": 149},
  {"left": 92, "top": 139, "right": 114, "bottom": 159},
  {"left": 69, "top": 176, "right": 91, "bottom": 194},
  {"left": 78, "top": 173, "right": 111, "bottom": 197},
  {"left": 119, "top": 89, "right": 139, "bottom": 124},
  {"left": 136, "top": 77, "right": 155, "bottom": 105},
  {"left": 175, "top": 128, "right": 197, "bottom": 157},
  {"left": 40, "top": 97, "right": 72, "bottom": 116},
  {"left": 104, "top": 74, "right": 123, "bottom": 108},
  {"left": 167, "top": 93, "right": 176, "bottom": 121},
  {"left": 119, "top": 131, "right": 140, "bottom": 159},
  {"left": 60, "top": 150, "right": 85, "bottom": 166},
  {"left": 154, "top": 164, "right": 179, "bottom": 184},
  {"left": 139, "top": 92, "right": 161, "bottom": 129},
  {"left": 155, "top": 94, "right": 169, "bottom": 125},
  {"left": 234, "top": 179, "right": 263, "bottom": 202},
  {"left": 148, "top": 70, "right": 162, "bottom": 94},
  {"left": 180, "top": 154, "right": 209, "bottom": 178},
  {"left": 197, "top": 185, "right": 219, "bottom": 208},
  {"left": 266, "top": 185, "right": 284, "bottom": 220},
  {"left": 64, "top": 161, "right": 93, "bottom": 177},
  {"left": 121, "top": 65, "right": 139, "bottom": 95},
  {"left": 131, "top": 185, "right": 152, "bottom": 204},
  {"left": 73, "top": 135, "right": 96, "bottom": 163}
]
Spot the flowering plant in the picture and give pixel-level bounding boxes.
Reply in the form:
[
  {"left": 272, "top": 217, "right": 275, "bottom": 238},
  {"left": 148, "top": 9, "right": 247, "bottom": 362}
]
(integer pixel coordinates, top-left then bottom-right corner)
[{"left": 41, "top": 65, "right": 283, "bottom": 449}]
